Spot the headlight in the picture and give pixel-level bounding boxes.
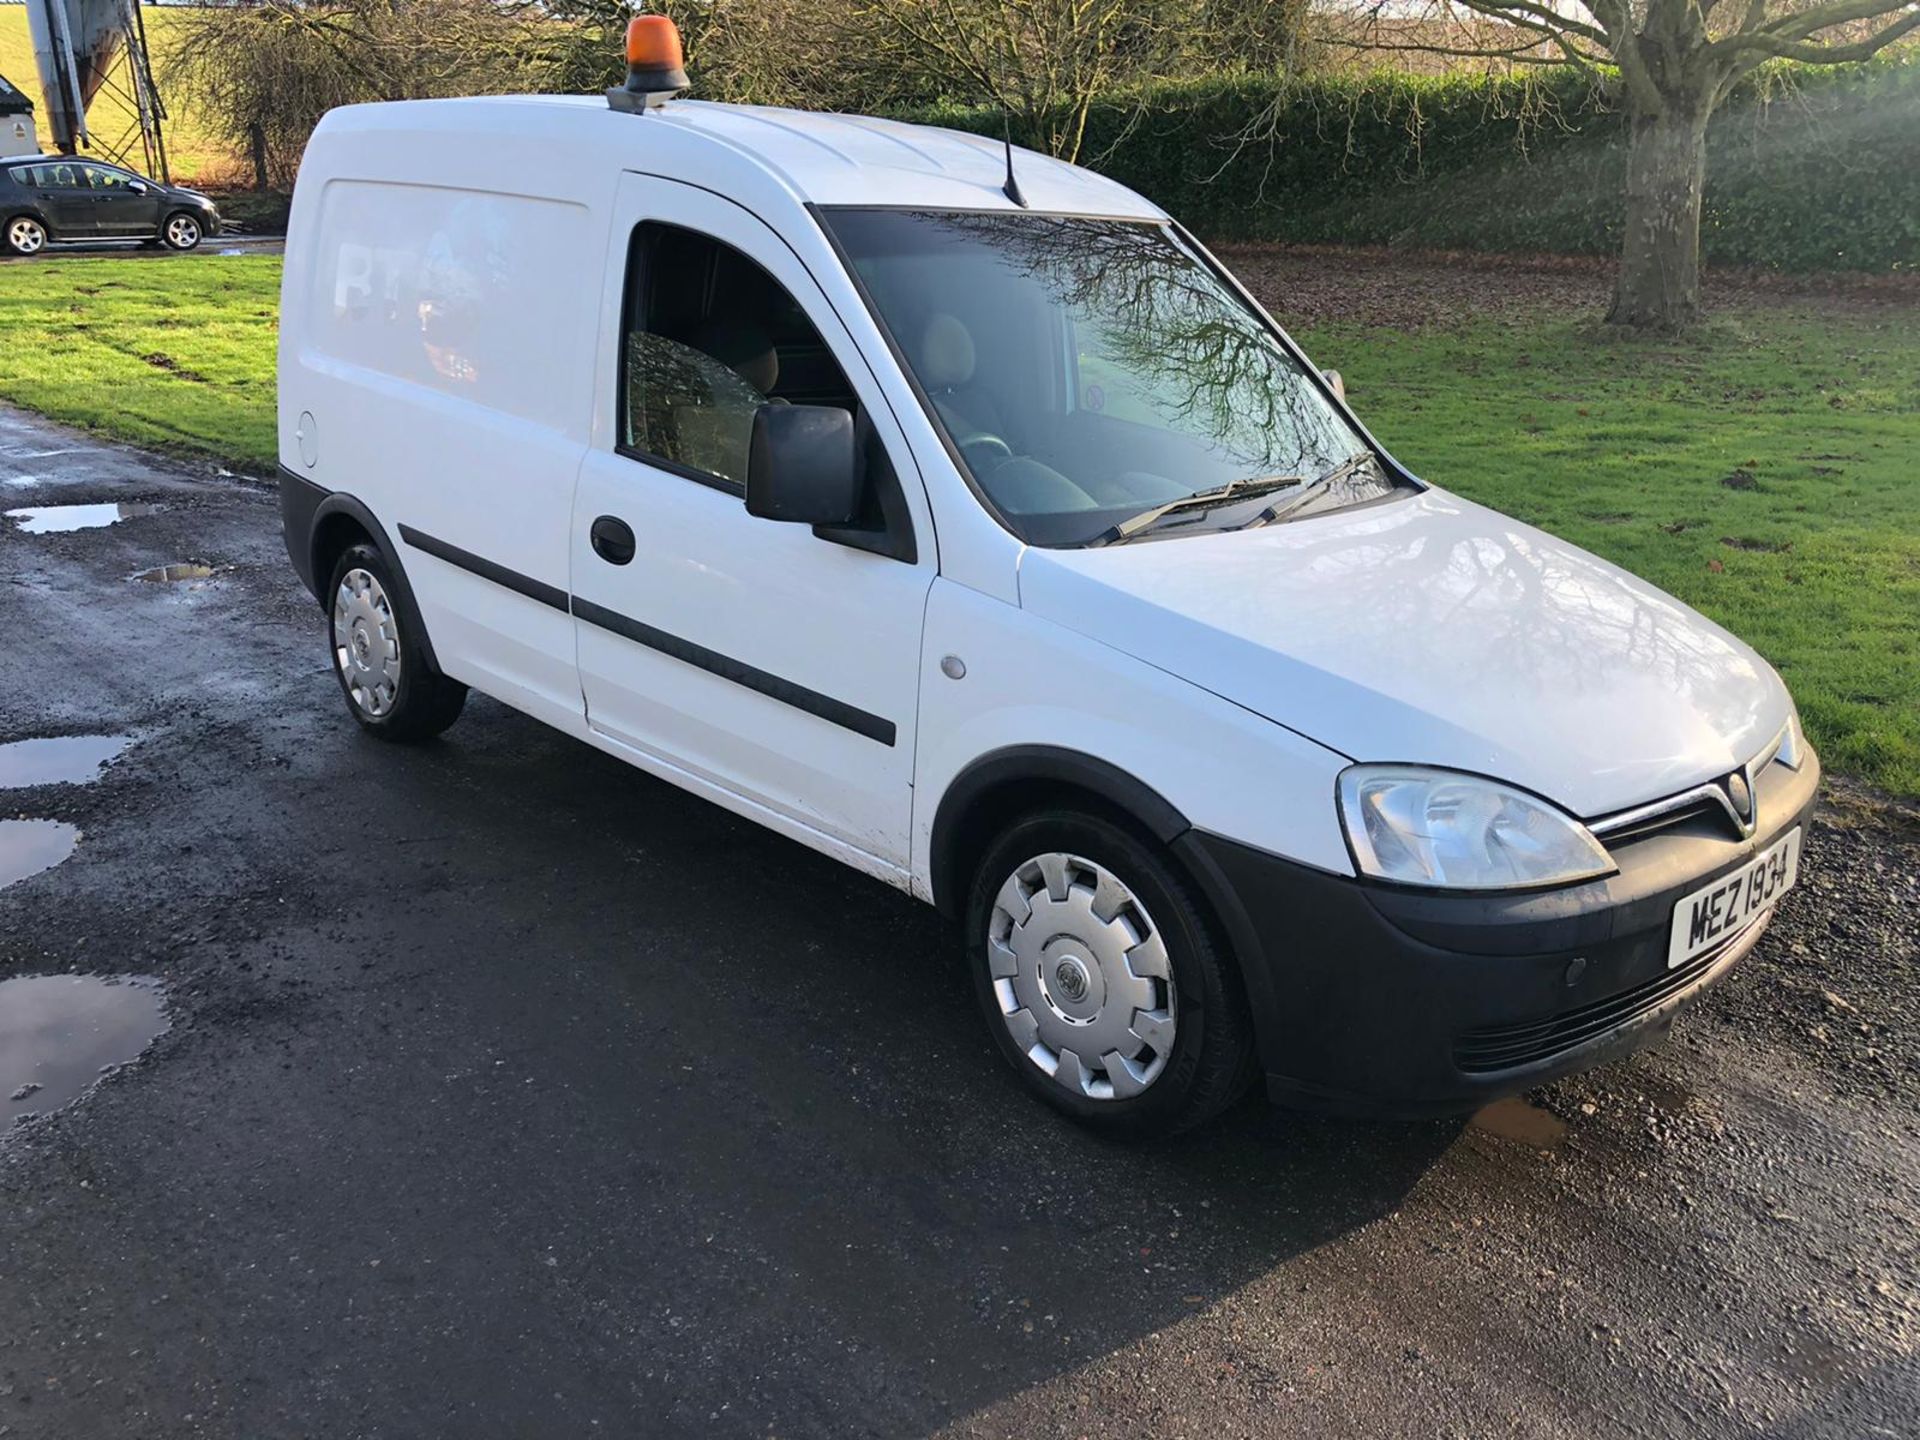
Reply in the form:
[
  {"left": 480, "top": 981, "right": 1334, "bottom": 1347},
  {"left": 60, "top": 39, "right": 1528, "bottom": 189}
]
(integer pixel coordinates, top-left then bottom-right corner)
[{"left": 1337, "top": 765, "right": 1615, "bottom": 891}]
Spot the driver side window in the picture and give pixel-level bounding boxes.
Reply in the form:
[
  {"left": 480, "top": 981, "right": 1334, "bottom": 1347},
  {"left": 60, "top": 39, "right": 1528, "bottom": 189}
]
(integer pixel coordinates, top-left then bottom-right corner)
[{"left": 619, "top": 221, "right": 856, "bottom": 493}]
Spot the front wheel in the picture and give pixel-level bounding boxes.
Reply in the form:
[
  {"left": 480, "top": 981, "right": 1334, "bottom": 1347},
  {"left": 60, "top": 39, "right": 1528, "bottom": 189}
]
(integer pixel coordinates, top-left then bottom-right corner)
[
  {"left": 161, "top": 211, "right": 203, "bottom": 251},
  {"left": 966, "top": 810, "right": 1255, "bottom": 1138},
  {"left": 5, "top": 216, "right": 47, "bottom": 256},
  {"left": 326, "top": 544, "right": 466, "bottom": 742}
]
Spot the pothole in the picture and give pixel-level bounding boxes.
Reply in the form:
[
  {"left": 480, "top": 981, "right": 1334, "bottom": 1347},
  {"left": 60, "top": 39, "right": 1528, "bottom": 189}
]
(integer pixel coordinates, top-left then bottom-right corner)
[
  {"left": 0, "top": 735, "right": 131, "bottom": 788},
  {"left": 3, "top": 976, "right": 168, "bottom": 1131},
  {"left": 5, "top": 502, "right": 165, "bottom": 533},
  {"left": 0, "top": 818, "right": 81, "bottom": 889},
  {"left": 1470, "top": 1095, "right": 1568, "bottom": 1149},
  {"left": 132, "top": 563, "right": 217, "bottom": 584}
]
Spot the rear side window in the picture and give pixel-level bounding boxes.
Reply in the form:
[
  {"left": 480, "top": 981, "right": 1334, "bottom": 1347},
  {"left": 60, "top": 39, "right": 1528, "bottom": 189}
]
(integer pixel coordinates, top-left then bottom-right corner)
[
  {"left": 619, "top": 221, "right": 854, "bottom": 491},
  {"left": 306, "top": 181, "right": 591, "bottom": 431}
]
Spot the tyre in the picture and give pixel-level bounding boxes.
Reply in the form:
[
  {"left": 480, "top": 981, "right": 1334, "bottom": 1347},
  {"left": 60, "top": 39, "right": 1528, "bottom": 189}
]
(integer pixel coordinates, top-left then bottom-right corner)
[
  {"left": 326, "top": 543, "right": 466, "bottom": 742},
  {"left": 160, "top": 211, "right": 203, "bottom": 251},
  {"left": 4, "top": 216, "right": 47, "bottom": 257},
  {"left": 965, "top": 809, "right": 1255, "bottom": 1138}
]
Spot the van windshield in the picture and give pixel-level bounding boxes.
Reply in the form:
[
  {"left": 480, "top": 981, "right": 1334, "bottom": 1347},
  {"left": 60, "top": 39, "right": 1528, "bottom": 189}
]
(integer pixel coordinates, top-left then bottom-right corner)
[{"left": 824, "top": 208, "right": 1401, "bottom": 547}]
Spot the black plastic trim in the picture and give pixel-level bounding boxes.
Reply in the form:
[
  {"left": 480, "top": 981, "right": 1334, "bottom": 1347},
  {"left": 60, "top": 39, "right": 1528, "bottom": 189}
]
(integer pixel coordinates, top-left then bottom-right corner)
[
  {"left": 571, "top": 596, "right": 895, "bottom": 746},
  {"left": 929, "top": 746, "right": 1190, "bottom": 918},
  {"left": 1191, "top": 753, "right": 1819, "bottom": 1117},
  {"left": 279, "top": 468, "right": 444, "bottom": 676},
  {"left": 396, "top": 524, "right": 569, "bottom": 612},
  {"left": 279, "top": 467, "right": 327, "bottom": 596}
]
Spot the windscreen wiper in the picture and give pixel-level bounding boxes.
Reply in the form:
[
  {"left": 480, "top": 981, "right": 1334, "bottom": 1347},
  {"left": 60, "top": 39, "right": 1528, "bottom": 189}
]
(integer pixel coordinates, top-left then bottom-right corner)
[
  {"left": 1233, "top": 452, "right": 1381, "bottom": 531},
  {"left": 1091, "top": 473, "right": 1307, "bottom": 546}
]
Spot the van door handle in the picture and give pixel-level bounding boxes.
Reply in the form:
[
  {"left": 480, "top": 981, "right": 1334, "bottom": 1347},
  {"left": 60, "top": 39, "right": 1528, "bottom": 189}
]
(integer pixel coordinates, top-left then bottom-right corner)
[{"left": 590, "top": 515, "right": 636, "bottom": 566}]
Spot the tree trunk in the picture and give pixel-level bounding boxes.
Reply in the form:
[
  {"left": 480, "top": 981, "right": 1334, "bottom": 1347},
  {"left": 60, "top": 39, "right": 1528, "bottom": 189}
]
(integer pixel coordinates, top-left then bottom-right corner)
[
  {"left": 1607, "top": 101, "right": 1710, "bottom": 331},
  {"left": 248, "top": 122, "right": 270, "bottom": 192}
]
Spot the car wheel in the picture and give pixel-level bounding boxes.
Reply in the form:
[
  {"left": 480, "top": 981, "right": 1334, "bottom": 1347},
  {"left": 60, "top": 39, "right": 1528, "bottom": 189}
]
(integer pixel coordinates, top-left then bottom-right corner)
[
  {"left": 161, "top": 211, "right": 203, "bottom": 251},
  {"left": 966, "top": 809, "right": 1255, "bottom": 1138},
  {"left": 326, "top": 543, "right": 466, "bottom": 742},
  {"left": 4, "top": 216, "right": 47, "bottom": 256}
]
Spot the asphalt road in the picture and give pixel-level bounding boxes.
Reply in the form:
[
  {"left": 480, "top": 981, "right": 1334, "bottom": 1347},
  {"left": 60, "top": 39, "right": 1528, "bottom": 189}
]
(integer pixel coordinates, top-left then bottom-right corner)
[{"left": 0, "top": 406, "right": 1915, "bottom": 1438}]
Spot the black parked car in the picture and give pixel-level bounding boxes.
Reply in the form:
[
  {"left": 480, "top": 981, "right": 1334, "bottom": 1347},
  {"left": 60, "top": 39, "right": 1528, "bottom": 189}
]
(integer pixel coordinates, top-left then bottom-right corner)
[{"left": 0, "top": 156, "right": 221, "bottom": 256}]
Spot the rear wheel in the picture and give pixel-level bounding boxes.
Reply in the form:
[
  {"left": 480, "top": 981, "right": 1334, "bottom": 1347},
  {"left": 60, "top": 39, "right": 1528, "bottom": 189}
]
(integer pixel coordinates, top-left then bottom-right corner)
[
  {"left": 966, "top": 809, "right": 1255, "bottom": 1138},
  {"left": 326, "top": 544, "right": 465, "bottom": 741},
  {"left": 5, "top": 216, "right": 47, "bottom": 256},
  {"left": 161, "top": 211, "right": 202, "bottom": 251}
]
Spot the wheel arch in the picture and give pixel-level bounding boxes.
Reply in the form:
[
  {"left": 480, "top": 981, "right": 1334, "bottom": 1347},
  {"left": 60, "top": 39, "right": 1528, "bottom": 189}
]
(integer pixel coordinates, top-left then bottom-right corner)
[
  {"left": 298, "top": 485, "right": 444, "bottom": 676},
  {"left": 929, "top": 746, "right": 1191, "bottom": 922},
  {"left": 930, "top": 744, "right": 1286, "bottom": 1076}
]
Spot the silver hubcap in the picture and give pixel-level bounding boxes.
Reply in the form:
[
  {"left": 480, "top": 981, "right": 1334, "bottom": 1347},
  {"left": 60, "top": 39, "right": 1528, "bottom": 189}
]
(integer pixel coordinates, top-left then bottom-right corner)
[
  {"left": 9, "top": 218, "right": 44, "bottom": 254},
  {"left": 987, "top": 852, "right": 1176, "bottom": 1101},
  {"left": 332, "top": 568, "right": 402, "bottom": 718},
  {"left": 166, "top": 215, "right": 198, "bottom": 247}
]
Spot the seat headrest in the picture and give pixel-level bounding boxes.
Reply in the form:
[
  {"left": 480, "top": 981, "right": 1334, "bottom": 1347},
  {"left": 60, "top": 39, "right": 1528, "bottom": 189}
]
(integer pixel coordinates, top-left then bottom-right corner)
[
  {"left": 690, "top": 318, "right": 779, "bottom": 395},
  {"left": 918, "top": 313, "right": 976, "bottom": 389}
]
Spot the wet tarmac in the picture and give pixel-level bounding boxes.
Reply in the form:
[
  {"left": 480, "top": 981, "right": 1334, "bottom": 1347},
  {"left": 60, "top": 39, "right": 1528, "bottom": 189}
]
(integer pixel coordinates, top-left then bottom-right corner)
[
  {"left": 2, "top": 976, "right": 167, "bottom": 1131},
  {"left": 0, "top": 402, "right": 1915, "bottom": 1439}
]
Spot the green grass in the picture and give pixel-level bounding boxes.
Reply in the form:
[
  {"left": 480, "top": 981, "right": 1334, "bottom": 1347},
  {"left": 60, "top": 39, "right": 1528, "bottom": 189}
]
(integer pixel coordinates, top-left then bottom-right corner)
[
  {"left": 0, "top": 254, "right": 278, "bottom": 466},
  {"left": 0, "top": 253, "right": 1914, "bottom": 799}
]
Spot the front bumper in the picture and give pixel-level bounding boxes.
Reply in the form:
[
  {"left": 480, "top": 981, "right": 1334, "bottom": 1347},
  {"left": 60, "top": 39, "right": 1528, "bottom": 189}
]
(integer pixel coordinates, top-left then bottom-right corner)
[{"left": 1177, "top": 750, "right": 1820, "bottom": 1117}]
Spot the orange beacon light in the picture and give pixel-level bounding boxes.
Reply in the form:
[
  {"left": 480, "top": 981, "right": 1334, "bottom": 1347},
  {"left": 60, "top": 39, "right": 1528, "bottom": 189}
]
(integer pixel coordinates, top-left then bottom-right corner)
[{"left": 607, "top": 15, "right": 689, "bottom": 113}]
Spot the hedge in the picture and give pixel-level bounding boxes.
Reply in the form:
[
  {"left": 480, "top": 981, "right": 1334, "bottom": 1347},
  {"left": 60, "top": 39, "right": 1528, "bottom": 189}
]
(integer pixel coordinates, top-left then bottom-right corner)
[{"left": 904, "top": 58, "right": 1919, "bottom": 273}]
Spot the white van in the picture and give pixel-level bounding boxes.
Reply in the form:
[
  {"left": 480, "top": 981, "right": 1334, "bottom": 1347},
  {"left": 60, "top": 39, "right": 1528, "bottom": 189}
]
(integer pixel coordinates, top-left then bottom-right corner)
[{"left": 278, "top": 29, "right": 1817, "bottom": 1136}]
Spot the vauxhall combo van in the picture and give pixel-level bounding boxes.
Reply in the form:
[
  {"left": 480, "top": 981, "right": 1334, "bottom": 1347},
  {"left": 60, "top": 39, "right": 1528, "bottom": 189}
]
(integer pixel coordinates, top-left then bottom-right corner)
[{"left": 277, "top": 19, "right": 1817, "bottom": 1136}]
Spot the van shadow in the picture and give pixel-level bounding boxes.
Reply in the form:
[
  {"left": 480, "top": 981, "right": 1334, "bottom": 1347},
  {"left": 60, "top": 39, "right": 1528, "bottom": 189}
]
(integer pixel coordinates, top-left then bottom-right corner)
[{"left": 369, "top": 702, "right": 1465, "bottom": 1432}]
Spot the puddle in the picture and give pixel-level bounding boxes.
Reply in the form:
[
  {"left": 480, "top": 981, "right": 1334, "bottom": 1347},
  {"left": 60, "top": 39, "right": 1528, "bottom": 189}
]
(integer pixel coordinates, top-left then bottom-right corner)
[
  {"left": 1470, "top": 1096, "right": 1569, "bottom": 1149},
  {"left": 5, "top": 502, "right": 164, "bottom": 533},
  {"left": 2, "top": 975, "right": 167, "bottom": 1130},
  {"left": 0, "top": 735, "right": 132, "bottom": 788},
  {"left": 132, "top": 563, "right": 216, "bottom": 584},
  {"left": 0, "top": 819, "right": 81, "bottom": 889}
]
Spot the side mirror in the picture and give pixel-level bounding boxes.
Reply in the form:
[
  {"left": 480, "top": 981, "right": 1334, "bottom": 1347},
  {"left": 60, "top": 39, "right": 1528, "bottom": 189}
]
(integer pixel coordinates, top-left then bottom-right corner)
[
  {"left": 1322, "top": 369, "right": 1346, "bottom": 403},
  {"left": 128, "top": 181, "right": 148, "bottom": 194},
  {"left": 746, "top": 404, "right": 860, "bottom": 527}
]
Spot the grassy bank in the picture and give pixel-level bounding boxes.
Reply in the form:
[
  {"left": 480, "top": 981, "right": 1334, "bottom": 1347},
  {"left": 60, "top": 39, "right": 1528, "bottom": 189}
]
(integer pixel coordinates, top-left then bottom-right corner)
[
  {"left": 0, "top": 254, "right": 278, "bottom": 465},
  {"left": 0, "top": 251, "right": 1913, "bottom": 798}
]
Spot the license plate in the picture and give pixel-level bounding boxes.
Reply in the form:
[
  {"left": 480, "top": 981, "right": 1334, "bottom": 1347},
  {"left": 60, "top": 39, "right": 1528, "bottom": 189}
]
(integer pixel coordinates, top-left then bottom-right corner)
[{"left": 1667, "top": 827, "right": 1801, "bottom": 969}]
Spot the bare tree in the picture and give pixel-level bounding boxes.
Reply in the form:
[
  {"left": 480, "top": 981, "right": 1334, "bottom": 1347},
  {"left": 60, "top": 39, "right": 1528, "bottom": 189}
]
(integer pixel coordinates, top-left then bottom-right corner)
[
  {"left": 1343, "top": 0, "right": 1920, "bottom": 329},
  {"left": 164, "top": 0, "right": 543, "bottom": 184},
  {"left": 850, "top": 0, "right": 1179, "bottom": 161}
]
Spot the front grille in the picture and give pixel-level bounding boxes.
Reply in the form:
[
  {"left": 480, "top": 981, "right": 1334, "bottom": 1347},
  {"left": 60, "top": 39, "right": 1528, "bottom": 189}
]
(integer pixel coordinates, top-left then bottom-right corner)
[
  {"left": 1590, "top": 794, "right": 1722, "bottom": 845},
  {"left": 1452, "top": 919, "right": 1763, "bottom": 1075}
]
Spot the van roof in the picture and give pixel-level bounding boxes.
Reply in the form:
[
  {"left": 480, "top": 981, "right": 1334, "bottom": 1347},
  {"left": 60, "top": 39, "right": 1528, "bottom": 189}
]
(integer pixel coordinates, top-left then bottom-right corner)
[{"left": 317, "top": 95, "right": 1164, "bottom": 220}]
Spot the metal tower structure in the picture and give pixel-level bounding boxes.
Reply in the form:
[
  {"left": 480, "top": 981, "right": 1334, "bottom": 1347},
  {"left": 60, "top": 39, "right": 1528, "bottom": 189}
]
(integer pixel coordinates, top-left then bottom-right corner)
[{"left": 23, "top": 0, "right": 169, "bottom": 181}]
